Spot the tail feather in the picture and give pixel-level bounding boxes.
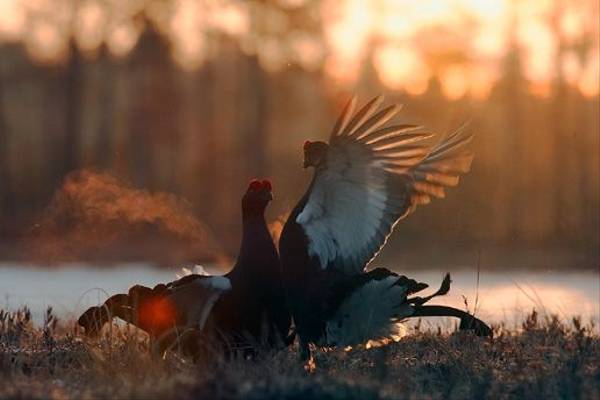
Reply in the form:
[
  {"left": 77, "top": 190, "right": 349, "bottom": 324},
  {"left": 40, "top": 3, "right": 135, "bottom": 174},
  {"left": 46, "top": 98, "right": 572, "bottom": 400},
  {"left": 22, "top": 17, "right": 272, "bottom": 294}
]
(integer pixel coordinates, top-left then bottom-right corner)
[
  {"left": 78, "top": 283, "right": 168, "bottom": 336},
  {"left": 78, "top": 293, "right": 133, "bottom": 336},
  {"left": 366, "top": 268, "right": 429, "bottom": 295},
  {"left": 410, "top": 305, "right": 492, "bottom": 337},
  {"left": 393, "top": 275, "right": 429, "bottom": 295},
  {"left": 407, "top": 273, "right": 451, "bottom": 305}
]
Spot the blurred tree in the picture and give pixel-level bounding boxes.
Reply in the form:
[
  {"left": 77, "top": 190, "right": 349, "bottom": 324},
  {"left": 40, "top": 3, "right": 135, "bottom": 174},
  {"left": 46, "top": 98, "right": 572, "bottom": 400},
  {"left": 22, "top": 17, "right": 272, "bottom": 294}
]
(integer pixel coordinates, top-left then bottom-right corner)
[
  {"left": 62, "top": 38, "right": 84, "bottom": 180},
  {"left": 0, "top": 0, "right": 597, "bottom": 266},
  {"left": 126, "top": 24, "right": 181, "bottom": 190},
  {"left": 0, "top": 66, "right": 12, "bottom": 218},
  {"left": 502, "top": 5, "right": 526, "bottom": 241},
  {"left": 239, "top": 54, "right": 268, "bottom": 179}
]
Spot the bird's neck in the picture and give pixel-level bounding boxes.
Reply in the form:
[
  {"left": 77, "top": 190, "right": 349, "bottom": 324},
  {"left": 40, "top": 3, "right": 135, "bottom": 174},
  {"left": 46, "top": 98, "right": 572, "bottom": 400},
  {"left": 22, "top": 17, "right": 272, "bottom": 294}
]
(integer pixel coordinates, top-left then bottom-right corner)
[
  {"left": 241, "top": 212, "right": 268, "bottom": 252},
  {"left": 236, "top": 211, "right": 274, "bottom": 267},
  {"left": 288, "top": 170, "right": 318, "bottom": 222},
  {"left": 241, "top": 211, "right": 266, "bottom": 227}
]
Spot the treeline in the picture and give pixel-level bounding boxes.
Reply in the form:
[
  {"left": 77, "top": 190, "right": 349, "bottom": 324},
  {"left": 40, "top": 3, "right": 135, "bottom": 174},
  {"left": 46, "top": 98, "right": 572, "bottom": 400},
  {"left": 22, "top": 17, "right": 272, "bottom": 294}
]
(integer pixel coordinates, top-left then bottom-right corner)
[{"left": 0, "top": 26, "right": 597, "bottom": 268}]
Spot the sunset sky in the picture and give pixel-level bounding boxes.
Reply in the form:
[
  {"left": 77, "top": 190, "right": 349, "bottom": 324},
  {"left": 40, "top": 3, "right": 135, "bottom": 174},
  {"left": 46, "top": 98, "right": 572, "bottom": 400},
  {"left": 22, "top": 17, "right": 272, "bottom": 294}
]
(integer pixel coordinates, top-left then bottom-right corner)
[{"left": 0, "top": 0, "right": 597, "bottom": 99}]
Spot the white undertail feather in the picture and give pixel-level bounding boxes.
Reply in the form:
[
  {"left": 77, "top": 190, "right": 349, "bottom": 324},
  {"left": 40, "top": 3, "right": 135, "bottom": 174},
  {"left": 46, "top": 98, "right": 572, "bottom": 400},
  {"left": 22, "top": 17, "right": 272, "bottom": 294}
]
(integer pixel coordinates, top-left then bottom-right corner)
[
  {"left": 324, "top": 276, "right": 414, "bottom": 347},
  {"left": 175, "top": 264, "right": 210, "bottom": 279}
]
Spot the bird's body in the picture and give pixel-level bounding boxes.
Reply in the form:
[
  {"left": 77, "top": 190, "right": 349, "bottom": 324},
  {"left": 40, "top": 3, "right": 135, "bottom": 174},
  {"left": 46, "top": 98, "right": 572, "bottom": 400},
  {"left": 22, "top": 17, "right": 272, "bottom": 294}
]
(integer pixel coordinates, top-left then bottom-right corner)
[
  {"left": 79, "top": 180, "right": 291, "bottom": 357},
  {"left": 279, "top": 96, "right": 490, "bottom": 359},
  {"left": 210, "top": 203, "right": 290, "bottom": 350}
]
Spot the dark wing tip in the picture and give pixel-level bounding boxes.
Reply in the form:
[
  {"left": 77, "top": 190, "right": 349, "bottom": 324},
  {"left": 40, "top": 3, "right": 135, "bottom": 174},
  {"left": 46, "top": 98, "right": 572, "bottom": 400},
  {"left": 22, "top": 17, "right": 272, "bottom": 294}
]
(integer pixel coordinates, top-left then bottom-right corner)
[
  {"left": 439, "top": 273, "right": 451, "bottom": 296},
  {"left": 330, "top": 96, "right": 358, "bottom": 140}
]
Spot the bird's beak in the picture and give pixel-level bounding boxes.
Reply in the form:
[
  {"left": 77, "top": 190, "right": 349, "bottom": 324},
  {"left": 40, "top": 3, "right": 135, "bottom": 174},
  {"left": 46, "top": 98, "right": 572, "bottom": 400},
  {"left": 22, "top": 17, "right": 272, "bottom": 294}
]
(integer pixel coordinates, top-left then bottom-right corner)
[{"left": 262, "top": 191, "right": 273, "bottom": 201}]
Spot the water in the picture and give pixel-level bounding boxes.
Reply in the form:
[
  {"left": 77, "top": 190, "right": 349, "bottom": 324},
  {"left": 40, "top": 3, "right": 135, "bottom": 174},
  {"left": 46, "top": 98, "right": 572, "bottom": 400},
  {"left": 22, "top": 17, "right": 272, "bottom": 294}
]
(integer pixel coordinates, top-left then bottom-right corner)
[{"left": 0, "top": 263, "right": 598, "bottom": 330}]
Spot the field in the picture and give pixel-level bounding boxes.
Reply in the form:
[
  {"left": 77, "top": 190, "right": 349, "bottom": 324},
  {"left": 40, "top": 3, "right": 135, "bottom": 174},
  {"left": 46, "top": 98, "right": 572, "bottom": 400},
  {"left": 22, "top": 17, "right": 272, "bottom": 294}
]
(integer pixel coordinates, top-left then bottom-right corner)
[{"left": 1, "top": 307, "right": 598, "bottom": 400}]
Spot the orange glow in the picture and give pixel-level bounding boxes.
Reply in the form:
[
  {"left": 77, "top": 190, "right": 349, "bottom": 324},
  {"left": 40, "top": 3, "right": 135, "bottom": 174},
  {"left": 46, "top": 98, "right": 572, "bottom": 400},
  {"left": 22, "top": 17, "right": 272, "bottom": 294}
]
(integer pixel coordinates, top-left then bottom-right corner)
[
  {"left": 374, "top": 44, "right": 430, "bottom": 95},
  {"left": 26, "top": 21, "right": 66, "bottom": 63},
  {"left": 462, "top": 0, "right": 507, "bottom": 20},
  {"left": 561, "top": 51, "right": 581, "bottom": 85},
  {"left": 528, "top": 81, "right": 552, "bottom": 98},
  {"left": 209, "top": 3, "right": 249, "bottom": 37},
  {"left": 378, "top": 14, "right": 412, "bottom": 39},
  {"left": 170, "top": 0, "right": 205, "bottom": 70},
  {"left": 107, "top": 23, "right": 139, "bottom": 57},
  {"left": 518, "top": 19, "right": 556, "bottom": 86},
  {"left": 289, "top": 32, "right": 323, "bottom": 71},
  {"left": 75, "top": 1, "right": 106, "bottom": 56},
  {"left": 560, "top": 9, "right": 583, "bottom": 42},
  {"left": 578, "top": 50, "right": 600, "bottom": 98},
  {"left": 322, "top": 0, "right": 372, "bottom": 60},
  {"left": 322, "top": 0, "right": 373, "bottom": 84},
  {"left": 0, "top": 0, "right": 25, "bottom": 41},
  {"left": 472, "top": 26, "right": 508, "bottom": 59},
  {"left": 469, "top": 64, "right": 499, "bottom": 100},
  {"left": 257, "top": 38, "right": 285, "bottom": 72},
  {"left": 324, "top": 56, "right": 360, "bottom": 86},
  {"left": 0, "top": 0, "right": 596, "bottom": 99},
  {"left": 440, "top": 65, "right": 468, "bottom": 100},
  {"left": 138, "top": 297, "right": 177, "bottom": 332}
]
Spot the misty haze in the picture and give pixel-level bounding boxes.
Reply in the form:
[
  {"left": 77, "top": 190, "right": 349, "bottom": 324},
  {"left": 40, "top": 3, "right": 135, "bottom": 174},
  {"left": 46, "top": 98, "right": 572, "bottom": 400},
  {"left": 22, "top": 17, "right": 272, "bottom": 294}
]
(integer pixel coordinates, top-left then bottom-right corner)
[{"left": 0, "top": 1, "right": 598, "bottom": 399}]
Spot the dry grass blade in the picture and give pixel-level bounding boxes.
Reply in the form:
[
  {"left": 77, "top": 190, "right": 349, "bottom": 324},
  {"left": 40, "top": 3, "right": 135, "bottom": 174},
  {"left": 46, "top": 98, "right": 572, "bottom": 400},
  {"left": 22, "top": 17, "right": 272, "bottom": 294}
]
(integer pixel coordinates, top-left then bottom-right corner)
[{"left": 0, "top": 305, "right": 598, "bottom": 400}]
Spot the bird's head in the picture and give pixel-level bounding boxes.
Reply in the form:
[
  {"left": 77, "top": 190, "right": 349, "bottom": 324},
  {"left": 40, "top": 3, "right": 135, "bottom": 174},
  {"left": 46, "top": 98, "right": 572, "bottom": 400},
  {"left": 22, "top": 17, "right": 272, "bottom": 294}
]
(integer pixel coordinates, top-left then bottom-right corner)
[
  {"left": 242, "top": 179, "right": 273, "bottom": 215},
  {"left": 303, "top": 140, "right": 329, "bottom": 168}
]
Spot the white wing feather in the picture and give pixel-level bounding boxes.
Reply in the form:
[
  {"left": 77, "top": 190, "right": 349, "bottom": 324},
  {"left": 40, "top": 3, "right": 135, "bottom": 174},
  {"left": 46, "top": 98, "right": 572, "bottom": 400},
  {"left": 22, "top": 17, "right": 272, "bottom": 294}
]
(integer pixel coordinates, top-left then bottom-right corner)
[{"left": 297, "top": 96, "right": 474, "bottom": 274}]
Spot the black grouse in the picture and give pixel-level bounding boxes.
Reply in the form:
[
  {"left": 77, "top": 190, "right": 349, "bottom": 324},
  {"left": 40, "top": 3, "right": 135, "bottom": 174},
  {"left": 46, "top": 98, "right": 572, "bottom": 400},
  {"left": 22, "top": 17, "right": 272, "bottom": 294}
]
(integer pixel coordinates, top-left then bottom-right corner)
[
  {"left": 79, "top": 179, "right": 292, "bottom": 357},
  {"left": 279, "top": 96, "right": 491, "bottom": 360}
]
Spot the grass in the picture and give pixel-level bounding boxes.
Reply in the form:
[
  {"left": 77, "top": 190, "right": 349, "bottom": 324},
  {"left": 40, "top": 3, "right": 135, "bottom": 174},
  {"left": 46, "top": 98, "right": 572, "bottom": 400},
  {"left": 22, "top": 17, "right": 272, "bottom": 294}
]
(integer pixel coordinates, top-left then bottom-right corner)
[{"left": 1, "top": 307, "right": 599, "bottom": 400}]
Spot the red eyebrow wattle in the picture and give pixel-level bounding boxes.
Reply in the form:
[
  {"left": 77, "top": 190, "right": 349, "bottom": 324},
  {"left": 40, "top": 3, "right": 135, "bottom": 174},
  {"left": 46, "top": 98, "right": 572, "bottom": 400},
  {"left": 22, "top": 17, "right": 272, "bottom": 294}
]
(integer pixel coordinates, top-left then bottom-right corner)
[
  {"left": 249, "top": 179, "right": 262, "bottom": 191},
  {"left": 261, "top": 180, "right": 272, "bottom": 191}
]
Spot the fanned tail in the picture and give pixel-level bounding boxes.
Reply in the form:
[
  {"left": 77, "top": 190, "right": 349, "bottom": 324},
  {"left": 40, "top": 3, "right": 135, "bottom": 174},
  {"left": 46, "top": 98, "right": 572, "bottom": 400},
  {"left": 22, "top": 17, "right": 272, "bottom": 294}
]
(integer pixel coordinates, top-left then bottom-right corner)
[
  {"left": 77, "top": 283, "right": 168, "bottom": 336},
  {"left": 78, "top": 293, "right": 131, "bottom": 336}
]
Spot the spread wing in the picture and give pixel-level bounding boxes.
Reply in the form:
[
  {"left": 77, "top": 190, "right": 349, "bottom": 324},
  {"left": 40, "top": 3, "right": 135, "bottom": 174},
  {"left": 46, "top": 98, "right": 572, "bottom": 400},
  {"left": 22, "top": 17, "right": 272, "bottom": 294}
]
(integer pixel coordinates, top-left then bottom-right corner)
[{"left": 296, "top": 96, "right": 474, "bottom": 275}]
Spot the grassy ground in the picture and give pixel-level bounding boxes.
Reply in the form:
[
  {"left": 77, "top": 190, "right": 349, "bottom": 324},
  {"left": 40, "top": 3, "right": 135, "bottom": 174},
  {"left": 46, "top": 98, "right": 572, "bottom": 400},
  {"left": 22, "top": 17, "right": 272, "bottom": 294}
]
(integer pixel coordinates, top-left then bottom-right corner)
[{"left": 1, "top": 307, "right": 599, "bottom": 400}]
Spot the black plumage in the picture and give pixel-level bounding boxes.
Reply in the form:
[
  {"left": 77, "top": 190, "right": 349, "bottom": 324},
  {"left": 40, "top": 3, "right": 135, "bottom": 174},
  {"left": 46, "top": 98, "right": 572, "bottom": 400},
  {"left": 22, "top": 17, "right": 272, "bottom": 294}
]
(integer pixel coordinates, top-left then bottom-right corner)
[
  {"left": 279, "top": 96, "right": 491, "bottom": 359},
  {"left": 78, "top": 179, "right": 292, "bottom": 357}
]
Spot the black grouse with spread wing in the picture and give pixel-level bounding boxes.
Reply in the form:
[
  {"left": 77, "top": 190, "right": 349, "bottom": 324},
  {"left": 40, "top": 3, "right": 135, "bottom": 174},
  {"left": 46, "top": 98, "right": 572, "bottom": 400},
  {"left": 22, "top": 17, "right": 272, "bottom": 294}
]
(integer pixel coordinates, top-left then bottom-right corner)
[
  {"left": 79, "top": 179, "right": 291, "bottom": 356},
  {"left": 279, "top": 96, "right": 491, "bottom": 359}
]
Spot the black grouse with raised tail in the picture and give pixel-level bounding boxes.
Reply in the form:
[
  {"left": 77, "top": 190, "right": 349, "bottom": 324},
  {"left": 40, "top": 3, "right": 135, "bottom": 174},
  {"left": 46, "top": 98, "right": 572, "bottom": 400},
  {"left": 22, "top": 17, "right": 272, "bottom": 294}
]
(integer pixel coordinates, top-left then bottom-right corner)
[{"left": 279, "top": 96, "right": 491, "bottom": 360}]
